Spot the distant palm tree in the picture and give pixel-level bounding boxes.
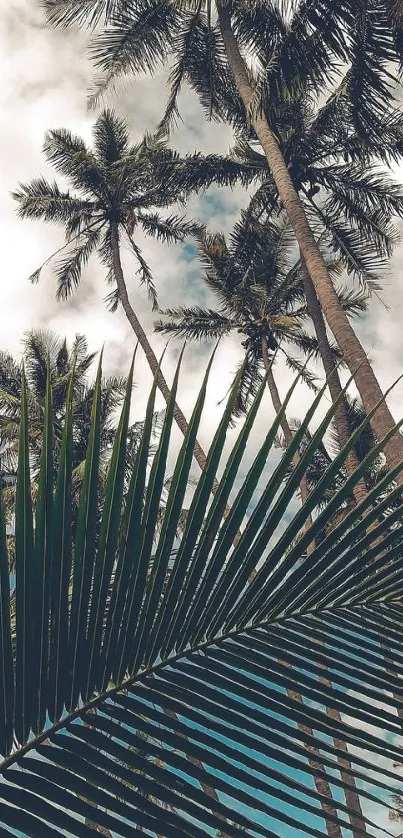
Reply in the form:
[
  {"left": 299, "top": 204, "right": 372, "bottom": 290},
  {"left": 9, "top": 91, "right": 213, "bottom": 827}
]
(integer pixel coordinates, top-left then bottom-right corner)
[
  {"left": 155, "top": 214, "right": 367, "bottom": 489},
  {"left": 0, "top": 329, "right": 162, "bottom": 541},
  {"left": 12, "top": 109, "right": 218, "bottom": 476}
]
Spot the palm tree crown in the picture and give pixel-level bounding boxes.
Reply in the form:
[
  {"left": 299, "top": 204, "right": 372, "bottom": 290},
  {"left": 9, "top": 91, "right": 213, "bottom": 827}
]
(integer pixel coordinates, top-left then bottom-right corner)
[
  {"left": 0, "top": 329, "right": 166, "bottom": 529},
  {"left": 0, "top": 329, "right": 126, "bottom": 474},
  {"left": 226, "top": 78, "right": 403, "bottom": 294},
  {"left": 13, "top": 109, "right": 194, "bottom": 309},
  {"left": 156, "top": 214, "right": 367, "bottom": 416}
]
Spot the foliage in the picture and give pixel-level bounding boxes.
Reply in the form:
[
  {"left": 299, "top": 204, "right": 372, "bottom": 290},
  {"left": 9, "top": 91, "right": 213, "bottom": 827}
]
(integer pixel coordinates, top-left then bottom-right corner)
[
  {"left": 12, "top": 110, "right": 198, "bottom": 310},
  {"left": 155, "top": 213, "right": 368, "bottom": 416},
  {"left": 1, "top": 354, "right": 403, "bottom": 835},
  {"left": 41, "top": 1, "right": 403, "bottom": 302},
  {"left": 0, "top": 330, "right": 164, "bottom": 561}
]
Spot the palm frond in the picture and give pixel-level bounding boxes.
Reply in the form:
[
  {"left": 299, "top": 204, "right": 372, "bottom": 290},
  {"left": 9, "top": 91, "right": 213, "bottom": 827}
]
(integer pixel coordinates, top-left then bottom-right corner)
[
  {"left": 2, "top": 354, "right": 403, "bottom": 834},
  {"left": 88, "top": 0, "right": 180, "bottom": 103},
  {"left": 13, "top": 178, "right": 91, "bottom": 224},
  {"left": 157, "top": 2, "right": 204, "bottom": 136},
  {"left": 124, "top": 227, "right": 158, "bottom": 310},
  {"left": 43, "top": 128, "right": 106, "bottom": 196},
  {"left": 138, "top": 211, "right": 196, "bottom": 244},
  {"left": 42, "top": 0, "right": 122, "bottom": 28},
  {"left": 154, "top": 307, "right": 236, "bottom": 341},
  {"left": 93, "top": 107, "right": 130, "bottom": 164},
  {"left": 54, "top": 227, "right": 102, "bottom": 300}
]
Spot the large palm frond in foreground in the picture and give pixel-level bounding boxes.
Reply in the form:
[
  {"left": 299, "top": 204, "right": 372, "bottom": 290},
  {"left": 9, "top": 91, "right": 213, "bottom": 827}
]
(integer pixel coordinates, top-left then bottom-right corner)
[{"left": 1, "top": 351, "right": 403, "bottom": 836}]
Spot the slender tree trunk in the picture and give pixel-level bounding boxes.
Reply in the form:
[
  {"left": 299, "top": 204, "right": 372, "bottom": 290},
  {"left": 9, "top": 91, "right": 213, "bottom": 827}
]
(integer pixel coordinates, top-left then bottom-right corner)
[
  {"left": 261, "top": 340, "right": 367, "bottom": 833},
  {"left": 284, "top": 684, "right": 342, "bottom": 837},
  {"left": 217, "top": 3, "right": 403, "bottom": 481},
  {"left": 164, "top": 708, "right": 227, "bottom": 828},
  {"left": 111, "top": 225, "right": 235, "bottom": 822},
  {"left": 302, "top": 254, "right": 378, "bottom": 833},
  {"left": 319, "top": 671, "right": 368, "bottom": 837},
  {"left": 300, "top": 257, "right": 368, "bottom": 505},
  {"left": 276, "top": 280, "right": 367, "bottom": 830},
  {"left": 85, "top": 822, "right": 112, "bottom": 837},
  {"left": 260, "top": 346, "right": 342, "bottom": 834},
  {"left": 110, "top": 223, "right": 208, "bottom": 469},
  {"left": 110, "top": 223, "right": 243, "bottom": 540},
  {"left": 261, "top": 337, "right": 314, "bottom": 553}
]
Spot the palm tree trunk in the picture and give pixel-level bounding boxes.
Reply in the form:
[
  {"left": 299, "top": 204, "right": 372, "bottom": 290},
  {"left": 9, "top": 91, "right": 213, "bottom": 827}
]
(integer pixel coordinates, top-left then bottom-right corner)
[
  {"left": 110, "top": 223, "right": 208, "bottom": 470},
  {"left": 261, "top": 337, "right": 367, "bottom": 833},
  {"left": 110, "top": 223, "right": 245, "bottom": 548},
  {"left": 164, "top": 708, "right": 228, "bottom": 828},
  {"left": 261, "top": 337, "right": 314, "bottom": 553},
  {"left": 85, "top": 822, "right": 112, "bottom": 837},
  {"left": 111, "top": 224, "right": 239, "bottom": 820},
  {"left": 300, "top": 256, "right": 368, "bottom": 505},
  {"left": 261, "top": 341, "right": 342, "bottom": 835},
  {"left": 319, "top": 671, "right": 368, "bottom": 837},
  {"left": 217, "top": 2, "right": 403, "bottom": 481},
  {"left": 111, "top": 224, "right": 248, "bottom": 553},
  {"left": 284, "top": 685, "right": 343, "bottom": 837}
]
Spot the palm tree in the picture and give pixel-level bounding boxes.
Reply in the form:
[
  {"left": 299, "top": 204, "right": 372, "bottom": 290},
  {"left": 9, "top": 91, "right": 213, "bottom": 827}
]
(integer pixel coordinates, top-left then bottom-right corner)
[
  {"left": 223, "top": 90, "right": 403, "bottom": 498},
  {"left": 13, "top": 109, "right": 224, "bottom": 479},
  {"left": 2, "top": 351, "right": 403, "bottom": 835},
  {"left": 0, "top": 328, "right": 126, "bottom": 477},
  {"left": 0, "top": 328, "right": 163, "bottom": 541},
  {"left": 156, "top": 214, "right": 369, "bottom": 408},
  {"left": 163, "top": 57, "right": 403, "bottom": 505},
  {"left": 155, "top": 214, "right": 370, "bottom": 836},
  {"left": 42, "top": 0, "right": 403, "bottom": 478}
]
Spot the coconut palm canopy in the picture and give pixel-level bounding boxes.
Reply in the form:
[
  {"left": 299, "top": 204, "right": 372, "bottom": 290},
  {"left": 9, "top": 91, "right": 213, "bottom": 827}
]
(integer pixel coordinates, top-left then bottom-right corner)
[
  {"left": 0, "top": 328, "right": 164, "bottom": 482},
  {"left": 12, "top": 109, "right": 200, "bottom": 310},
  {"left": 1, "top": 355, "right": 403, "bottom": 836},
  {"left": 0, "top": 329, "right": 166, "bottom": 564},
  {"left": 155, "top": 213, "right": 369, "bottom": 416}
]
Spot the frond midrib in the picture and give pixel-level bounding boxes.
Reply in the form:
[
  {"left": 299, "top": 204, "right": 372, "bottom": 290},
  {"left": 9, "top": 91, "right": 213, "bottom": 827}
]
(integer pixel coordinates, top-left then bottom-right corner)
[{"left": 0, "top": 598, "right": 388, "bottom": 771}]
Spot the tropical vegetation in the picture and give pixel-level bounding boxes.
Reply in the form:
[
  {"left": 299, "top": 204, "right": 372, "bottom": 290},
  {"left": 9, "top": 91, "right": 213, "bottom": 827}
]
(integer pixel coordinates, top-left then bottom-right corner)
[
  {"left": 3, "top": 0, "right": 403, "bottom": 835},
  {"left": 2, "top": 355, "right": 403, "bottom": 838}
]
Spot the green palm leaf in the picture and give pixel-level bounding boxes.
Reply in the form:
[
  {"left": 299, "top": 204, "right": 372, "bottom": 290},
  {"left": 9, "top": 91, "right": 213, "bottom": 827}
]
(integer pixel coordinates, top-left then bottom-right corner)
[{"left": 2, "top": 353, "right": 403, "bottom": 836}]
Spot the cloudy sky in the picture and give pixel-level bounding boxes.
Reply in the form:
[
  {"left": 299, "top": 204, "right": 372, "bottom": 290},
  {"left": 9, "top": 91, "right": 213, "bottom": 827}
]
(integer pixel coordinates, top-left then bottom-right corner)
[{"left": 2, "top": 2, "right": 403, "bottom": 835}]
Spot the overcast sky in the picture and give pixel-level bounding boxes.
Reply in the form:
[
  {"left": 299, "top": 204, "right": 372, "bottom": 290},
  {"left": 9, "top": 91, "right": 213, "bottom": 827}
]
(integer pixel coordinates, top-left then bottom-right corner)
[{"left": 2, "top": 3, "right": 403, "bottom": 835}]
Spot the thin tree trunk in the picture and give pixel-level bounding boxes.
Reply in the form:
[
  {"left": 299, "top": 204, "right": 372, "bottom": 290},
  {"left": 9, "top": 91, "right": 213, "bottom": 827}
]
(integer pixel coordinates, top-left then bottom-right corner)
[
  {"left": 260, "top": 346, "right": 343, "bottom": 835},
  {"left": 261, "top": 337, "right": 315, "bottom": 554},
  {"left": 85, "top": 822, "right": 112, "bottom": 837},
  {"left": 164, "top": 707, "right": 228, "bottom": 829},
  {"left": 111, "top": 228, "right": 232, "bottom": 825},
  {"left": 300, "top": 256, "right": 368, "bottom": 505},
  {"left": 217, "top": 2, "right": 403, "bottom": 481},
  {"left": 110, "top": 223, "right": 208, "bottom": 469},
  {"left": 306, "top": 269, "right": 370, "bottom": 836},
  {"left": 260, "top": 355, "right": 365, "bottom": 833},
  {"left": 319, "top": 670, "right": 368, "bottom": 837},
  {"left": 110, "top": 223, "right": 242, "bottom": 541},
  {"left": 285, "top": 685, "right": 342, "bottom": 837}
]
